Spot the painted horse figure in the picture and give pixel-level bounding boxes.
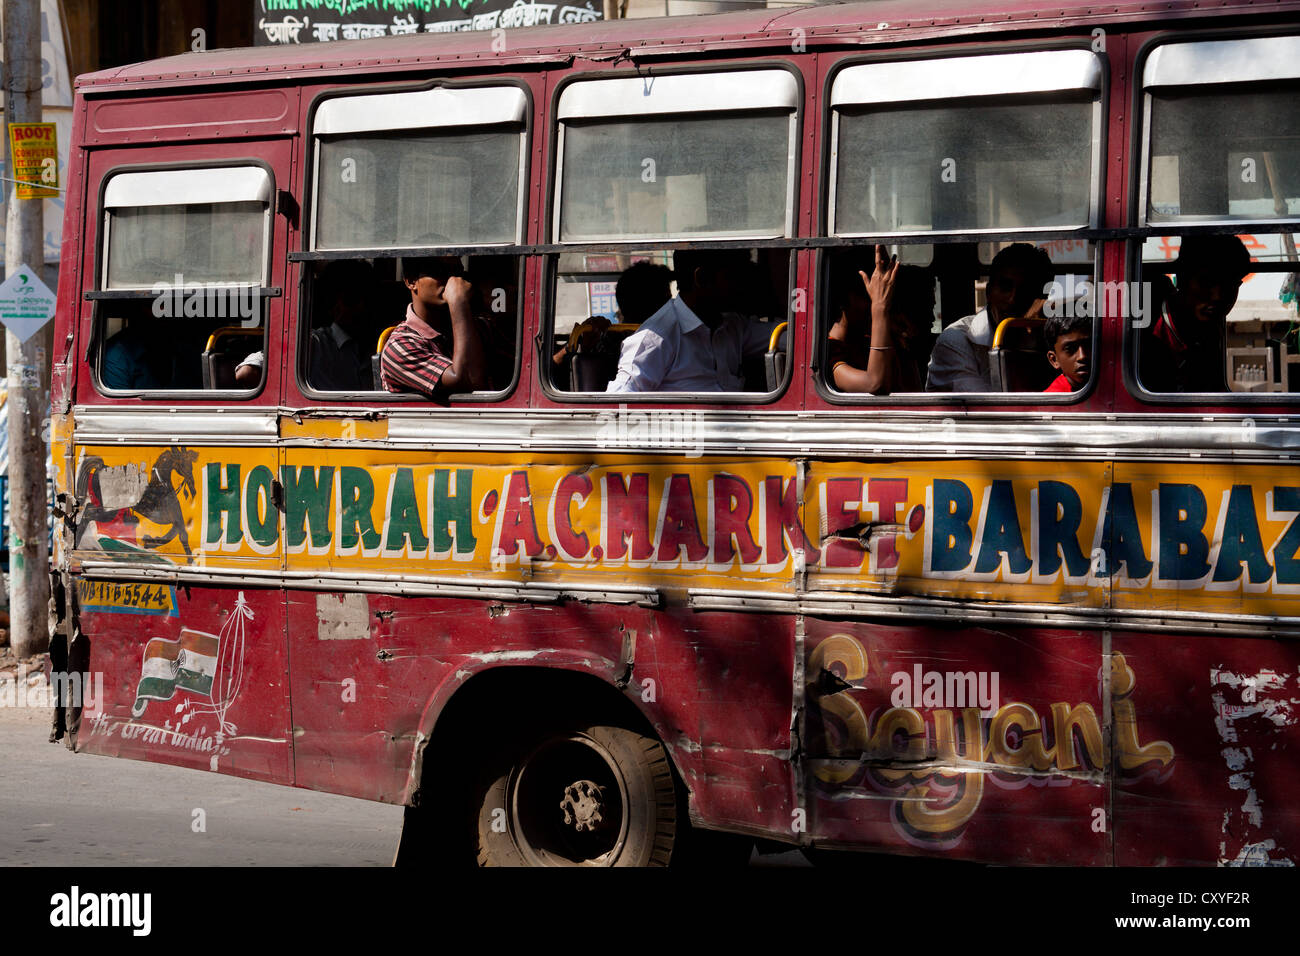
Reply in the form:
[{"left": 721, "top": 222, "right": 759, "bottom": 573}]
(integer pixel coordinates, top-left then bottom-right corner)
[{"left": 75, "top": 447, "right": 199, "bottom": 562}]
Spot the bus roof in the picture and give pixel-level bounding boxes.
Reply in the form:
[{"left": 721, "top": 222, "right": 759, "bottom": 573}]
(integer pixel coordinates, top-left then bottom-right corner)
[{"left": 76, "top": 0, "right": 1299, "bottom": 93}]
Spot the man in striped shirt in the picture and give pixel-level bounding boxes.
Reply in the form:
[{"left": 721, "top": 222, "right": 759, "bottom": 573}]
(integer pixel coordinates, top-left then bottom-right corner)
[{"left": 381, "top": 254, "right": 486, "bottom": 397}]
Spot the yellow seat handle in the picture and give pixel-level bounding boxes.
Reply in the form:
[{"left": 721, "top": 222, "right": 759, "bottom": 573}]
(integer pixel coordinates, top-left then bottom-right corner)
[
  {"left": 991, "top": 315, "right": 1044, "bottom": 350},
  {"left": 768, "top": 321, "right": 789, "bottom": 353},
  {"left": 203, "top": 326, "right": 262, "bottom": 353}
]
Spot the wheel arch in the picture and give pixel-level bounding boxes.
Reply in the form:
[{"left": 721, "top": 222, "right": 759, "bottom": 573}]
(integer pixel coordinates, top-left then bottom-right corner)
[{"left": 404, "top": 660, "right": 693, "bottom": 812}]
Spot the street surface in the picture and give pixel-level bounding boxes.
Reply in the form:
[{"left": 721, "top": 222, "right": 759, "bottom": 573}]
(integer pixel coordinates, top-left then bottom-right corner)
[
  {"left": 0, "top": 700, "right": 402, "bottom": 866},
  {"left": 0, "top": 695, "right": 809, "bottom": 867}
]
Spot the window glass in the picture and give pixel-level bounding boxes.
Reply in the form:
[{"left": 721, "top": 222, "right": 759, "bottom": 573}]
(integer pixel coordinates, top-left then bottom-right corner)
[
  {"left": 315, "top": 129, "right": 522, "bottom": 249},
  {"left": 1148, "top": 88, "right": 1300, "bottom": 222},
  {"left": 106, "top": 201, "right": 265, "bottom": 289},
  {"left": 834, "top": 99, "right": 1095, "bottom": 235},
  {"left": 559, "top": 114, "right": 792, "bottom": 241}
]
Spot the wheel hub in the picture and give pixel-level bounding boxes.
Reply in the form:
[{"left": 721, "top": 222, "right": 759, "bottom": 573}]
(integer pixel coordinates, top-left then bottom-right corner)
[{"left": 559, "top": 780, "right": 606, "bottom": 832}]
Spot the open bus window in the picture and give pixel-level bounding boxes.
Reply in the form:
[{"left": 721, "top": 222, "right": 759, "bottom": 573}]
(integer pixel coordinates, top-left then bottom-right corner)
[
  {"left": 549, "top": 249, "right": 790, "bottom": 394},
  {"left": 307, "top": 85, "right": 527, "bottom": 400},
  {"left": 1134, "top": 36, "right": 1300, "bottom": 396},
  {"left": 550, "top": 69, "right": 798, "bottom": 398},
  {"left": 821, "top": 240, "right": 1097, "bottom": 397},
  {"left": 94, "top": 165, "right": 272, "bottom": 394},
  {"left": 1136, "top": 234, "right": 1299, "bottom": 393},
  {"left": 300, "top": 254, "right": 521, "bottom": 397}
]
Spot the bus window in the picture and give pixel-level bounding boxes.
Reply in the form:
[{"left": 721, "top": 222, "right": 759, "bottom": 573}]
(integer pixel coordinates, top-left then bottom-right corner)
[
  {"left": 550, "top": 249, "right": 790, "bottom": 393},
  {"left": 1134, "top": 35, "right": 1300, "bottom": 396},
  {"left": 549, "top": 69, "right": 798, "bottom": 397},
  {"left": 94, "top": 165, "right": 272, "bottom": 394},
  {"left": 307, "top": 84, "right": 528, "bottom": 399},
  {"left": 823, "top": 50, "right": 1104, "bottom": 399},
  {"left": 300, "top": 253, "right": 521, "bottom": 395}
]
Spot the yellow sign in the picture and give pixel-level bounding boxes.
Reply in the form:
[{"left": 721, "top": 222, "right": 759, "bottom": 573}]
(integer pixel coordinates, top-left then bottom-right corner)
[
  {"left": 7, "top": 122, "right": 58, "bottom": 199},
  {"left": 66, "top": 446, "right": 1300, "bottom": 617}
]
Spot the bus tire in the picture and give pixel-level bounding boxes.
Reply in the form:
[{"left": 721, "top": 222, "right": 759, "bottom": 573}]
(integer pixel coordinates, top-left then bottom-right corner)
[{"left": 474, "top": 723, "right": 677, "bottom": 866}]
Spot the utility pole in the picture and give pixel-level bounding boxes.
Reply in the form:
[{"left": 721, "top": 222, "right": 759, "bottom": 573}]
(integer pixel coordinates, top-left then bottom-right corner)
[{"left": 3, "top": 0, "right": 50, "bottom": 657}]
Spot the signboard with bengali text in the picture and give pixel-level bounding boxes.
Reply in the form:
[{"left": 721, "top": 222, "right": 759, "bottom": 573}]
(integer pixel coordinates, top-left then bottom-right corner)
[{"left": 255, "top": 0, "right": 601, "bottom": 44}]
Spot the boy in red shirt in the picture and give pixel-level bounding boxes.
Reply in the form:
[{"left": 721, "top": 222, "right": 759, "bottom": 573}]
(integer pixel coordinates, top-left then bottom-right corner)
[{"left": 1043, "top": 313, "right": 1091, "bottom": 393}]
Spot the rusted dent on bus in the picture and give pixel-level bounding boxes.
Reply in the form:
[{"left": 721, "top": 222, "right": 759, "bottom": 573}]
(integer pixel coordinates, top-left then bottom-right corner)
[
  {"left": 613, "top": 626, "right": 636, "bottom": 689},
  {"left": 823, "top": 520, "right": 907, "bottom": 551}
]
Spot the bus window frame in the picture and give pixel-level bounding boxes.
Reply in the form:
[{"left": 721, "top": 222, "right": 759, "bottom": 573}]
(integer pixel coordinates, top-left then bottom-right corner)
[
  {"left": 541, "top": 62, "right": 804, "bottom": 404},
  {"left": 298, "top": 78, "right": 535, "bottom": 404},
  {"left": 1124, "top": 27, "right": 1300, "bottom": 405},
  {"left": 823, "top": 43, "right": 1107, "bottom": 242},
  {"left": 814, "top": 42, "right": 1108, "bottom": 406},
  {"left": 89, "top": 157, "right": 279, "bottom": 401},
  {"left": 307, "top": 79, "right": 531, "bottom": 253},
  {"left": 551, "top": 65, "right": 802, "bottom": 244}
]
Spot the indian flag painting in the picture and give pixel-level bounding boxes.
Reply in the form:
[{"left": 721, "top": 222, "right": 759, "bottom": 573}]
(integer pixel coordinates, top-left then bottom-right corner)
[
  {"left": 131, "top": 629, "right": 218, "bottom": 716},
  {"left": 130, "top": 592, "right": 251, "bottom": 731}
]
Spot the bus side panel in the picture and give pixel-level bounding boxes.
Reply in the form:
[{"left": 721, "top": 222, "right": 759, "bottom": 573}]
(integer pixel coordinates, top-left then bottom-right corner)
[
  {"left": 74, "top": 583, "right": 292, "bottom": 786},
  {"left": 287, "top": 594, "right": 799, "bottom": 836},
  {"left": 286, "top": 594, "right": 655, "bottom": 802},
  {"left": 659, "top": 608, "right": 797, "bottom": 836},
  {"left": 802, "top": 620, "right": 1112, "bottom": 865},
  {"left": 1112, "top": 632, "right": 1300, "bottom": 866}
]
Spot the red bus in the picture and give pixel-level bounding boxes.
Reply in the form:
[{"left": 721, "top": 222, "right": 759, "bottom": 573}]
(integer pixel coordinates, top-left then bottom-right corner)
[{"left": 49, "top": 0, "right": 1300, "bottom": 866}]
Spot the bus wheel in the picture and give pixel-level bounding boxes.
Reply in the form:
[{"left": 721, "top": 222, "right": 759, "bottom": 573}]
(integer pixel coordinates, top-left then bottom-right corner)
[{"left": 475, "top": 723, "right": 676, "bottom": 866}]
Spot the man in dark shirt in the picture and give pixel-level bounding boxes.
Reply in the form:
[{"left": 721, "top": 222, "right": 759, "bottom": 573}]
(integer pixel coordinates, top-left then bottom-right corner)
[
  {"left": 308, "top": 259, "right": 376, "bottom": 391},
  {"left": 381, "top": 254, "right": 486, "bottom": 397},
  {"left": 1139, "top": 235, "right": 1252, "bottom": 393}
]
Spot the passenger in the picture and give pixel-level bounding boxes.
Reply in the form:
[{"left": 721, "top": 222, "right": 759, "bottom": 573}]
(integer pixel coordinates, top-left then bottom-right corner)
[
  {"left": 235, "top": 350, "right": 264, "bottom": 388},
  {"left": 615, "top": 261, "right": 674, "bottom": 326},
  {"left": 102, "top": 320, "right": 167, "bottom": 390},
  {"left": 553, "top": 262, "right": 673, "bottom": 371},
  {"left": 308, "top": 258, "right": 376, "bottom": 392},
  {"left": 828, "top": 244, "right": 934, "bottom": 394},
  {"left": 926, "top": 243, "right": 1055, "bottom": 392},
  {"left": 380, "top": 254, "right": 486, "bottom": 397},
  {"left": 1042, "top": 314, "right": 1091, "bottom": 392},
  {"left": 607, "top": 250, "right": 767, "bottom": 393},
  {"left": 1139, "top": 234, "right": 1251, "bottom": 393}
]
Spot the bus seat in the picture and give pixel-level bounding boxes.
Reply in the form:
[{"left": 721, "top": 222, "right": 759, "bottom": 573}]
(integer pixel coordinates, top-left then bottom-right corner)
[
  {"left": 372, "top": 325, "right": 397, "bottom": 389},
  {"left": 570, "top": 353, "right": 619, "bottom": 391},
  {"left": 764, "top": 321, "right": 789, "bottom": 391},
  {"left": 989, "top": 316, "right": 1054, "bottom": 392},
  {"left": 201, "top": 327, "right": 262, "bottom": 389},
  {"left": 567, "top": 322, "right": 638, "bottom": 391}
]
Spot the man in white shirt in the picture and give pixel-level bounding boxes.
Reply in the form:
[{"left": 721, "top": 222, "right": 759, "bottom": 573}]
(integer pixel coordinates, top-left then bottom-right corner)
[
  {"left": 926, "top": 243, "right": 1054, "bottom": 392},
  {"left": 607, "top": 251, "right": 770, "bottom": 393}
]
